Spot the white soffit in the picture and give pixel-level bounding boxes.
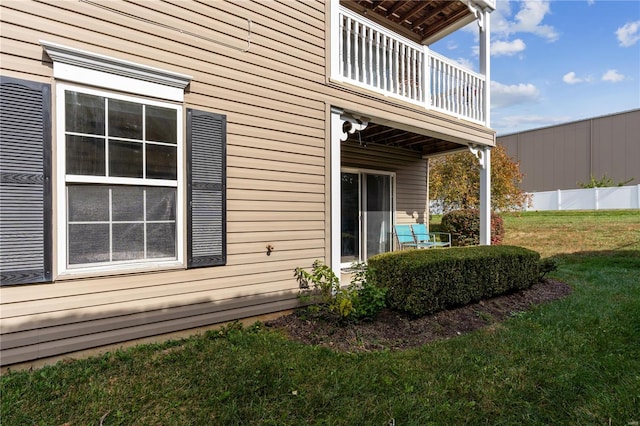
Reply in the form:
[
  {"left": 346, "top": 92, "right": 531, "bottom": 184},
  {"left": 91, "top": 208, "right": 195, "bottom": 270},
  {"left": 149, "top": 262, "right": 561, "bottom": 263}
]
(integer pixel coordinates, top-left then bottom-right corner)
[{"left": 41, "top": 40, "right": 192, "bottom": 102}]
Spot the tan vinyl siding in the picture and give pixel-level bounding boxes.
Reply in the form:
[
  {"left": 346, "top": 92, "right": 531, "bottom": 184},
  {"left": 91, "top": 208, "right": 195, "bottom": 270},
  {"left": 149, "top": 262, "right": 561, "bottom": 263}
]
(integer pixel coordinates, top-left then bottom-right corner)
[{"left": 0, "top": 0, "right": 493, "bottom": 366}]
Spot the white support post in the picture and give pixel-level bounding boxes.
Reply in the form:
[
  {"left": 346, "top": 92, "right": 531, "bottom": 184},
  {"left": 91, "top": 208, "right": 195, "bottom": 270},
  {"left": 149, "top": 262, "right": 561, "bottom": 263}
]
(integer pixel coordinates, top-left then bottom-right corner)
[
  {"left": 330, "top": 0, "right": 340, "bottom": 80},
  {"left": 479, "top": 147, "right": 491, "bottom": 245},
  {"left": 330, "top": 107, "right": 343, "bottom": 280},
  {"left": 469, "top": 145, "right": 491, "bottom": 245}
]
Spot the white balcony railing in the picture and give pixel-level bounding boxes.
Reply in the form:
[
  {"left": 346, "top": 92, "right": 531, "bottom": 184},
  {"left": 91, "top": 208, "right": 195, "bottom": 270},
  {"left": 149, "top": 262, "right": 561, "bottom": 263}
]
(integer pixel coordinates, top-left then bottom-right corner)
[{"left": 335, "top": 7, "right": 486, "bottom": 125}]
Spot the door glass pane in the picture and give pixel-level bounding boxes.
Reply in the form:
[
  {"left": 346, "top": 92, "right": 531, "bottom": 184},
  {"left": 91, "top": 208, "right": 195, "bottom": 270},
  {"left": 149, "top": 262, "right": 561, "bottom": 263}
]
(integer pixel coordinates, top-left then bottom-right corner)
[
  {"left": 66, "top": 135, "right": 105, "bottom": 176},
  {"left": 341, "top": 172, "right": 360, "bottom": 263},
  {"left": 366, "top": 174, "right": 392, "bottom": 259},
  {"left": 108, "top": 99, "right": 142, "bottom": 139},
  {"left": 109, "top": 140, "right": 143, "bottom": 177}
]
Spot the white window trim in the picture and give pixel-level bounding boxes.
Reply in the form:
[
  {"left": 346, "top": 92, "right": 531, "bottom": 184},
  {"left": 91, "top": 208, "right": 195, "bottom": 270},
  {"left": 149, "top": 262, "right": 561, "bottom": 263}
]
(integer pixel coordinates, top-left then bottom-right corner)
[
  {"left": 55, "top": 83, "right": 185, "bottom": 277},
  {"left": 41, "top": 40, "right": 192, "bottom": 102}
]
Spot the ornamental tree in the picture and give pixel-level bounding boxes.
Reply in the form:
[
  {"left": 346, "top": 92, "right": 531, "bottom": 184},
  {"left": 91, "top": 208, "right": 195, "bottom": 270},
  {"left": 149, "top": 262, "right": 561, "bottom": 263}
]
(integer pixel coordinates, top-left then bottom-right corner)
[{"left": 429, "top": 144, "right": 531, "bottom": 213}]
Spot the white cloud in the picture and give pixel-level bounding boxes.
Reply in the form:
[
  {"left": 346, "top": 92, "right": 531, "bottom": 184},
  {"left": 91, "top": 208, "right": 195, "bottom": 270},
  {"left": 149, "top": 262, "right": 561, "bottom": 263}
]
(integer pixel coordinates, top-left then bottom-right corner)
[
  {"left": 455, "top": 57, "right": 475, "bottom": 71},
  {"left": 562, "top": 72, "right": 595, "bottom": 85},
  {"left": 602, "top": 69, "right": 626, "bottom": 82},
  {"left": 491, "top": 39, "right": 526, "bottom": 56},
  {"left": 492, "top": 0, "right": 559, "bottom": 42},
  {"left": 446, "top": 40, "right": 459, "bottom": 50},
  {"left": 493, "top": 114, "right": 570, "bottom": 135},
  {"left": 490, "top": 81, "right": 540, "bottom": 109},
  {"left": 562, "top": 72, "right": 583, "bottom": 85},
  {"left": 616, "top": 20, "right": 640, "bottom": 47},
  {"left": 512, "top": 0, "right": 560, "bottom": 42}
]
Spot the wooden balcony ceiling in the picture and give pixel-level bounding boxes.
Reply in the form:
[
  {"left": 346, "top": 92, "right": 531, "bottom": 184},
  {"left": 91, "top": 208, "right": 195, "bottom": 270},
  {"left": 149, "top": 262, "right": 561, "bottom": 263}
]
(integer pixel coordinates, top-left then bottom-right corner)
[
  {"left": 346, "top": 0, "right": 472, "bottom": 43},
  {"left": 349, "top": 122, "right": 463, "bottom": 156}
]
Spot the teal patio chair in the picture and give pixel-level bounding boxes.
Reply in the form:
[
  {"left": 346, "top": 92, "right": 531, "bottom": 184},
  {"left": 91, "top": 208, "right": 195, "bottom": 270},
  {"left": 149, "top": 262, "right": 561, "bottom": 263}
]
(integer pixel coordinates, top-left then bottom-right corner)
[
  {"left": 394, "top": 224, "right": 417, "bottom": 250},
  {"left": 411, "top": 223, "right": 451, "bottom": 248}
]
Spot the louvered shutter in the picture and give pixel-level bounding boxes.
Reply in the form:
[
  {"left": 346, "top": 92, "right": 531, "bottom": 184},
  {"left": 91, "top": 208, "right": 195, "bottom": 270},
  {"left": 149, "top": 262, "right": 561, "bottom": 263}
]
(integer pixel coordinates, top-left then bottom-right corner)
[
  {"left": 187, "top": 109, "right": 226, "bottom": 268},
  {"left": 0, "top": 77, "right": 52, "bottom": 285}
]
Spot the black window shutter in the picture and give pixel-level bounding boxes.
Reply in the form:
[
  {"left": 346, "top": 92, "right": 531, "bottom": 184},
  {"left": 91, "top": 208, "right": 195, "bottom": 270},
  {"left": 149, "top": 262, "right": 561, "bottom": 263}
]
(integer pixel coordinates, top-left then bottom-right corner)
[
  {"left": 0, "top": 77, "right": 52, "bottom": 285},
  {"left": 187, "top": 109, "right": 226, "bottom": 268}
]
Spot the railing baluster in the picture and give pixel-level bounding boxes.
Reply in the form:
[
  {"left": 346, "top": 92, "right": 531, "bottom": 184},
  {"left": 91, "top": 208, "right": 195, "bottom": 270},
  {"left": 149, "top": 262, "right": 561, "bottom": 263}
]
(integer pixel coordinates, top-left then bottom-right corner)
[
  {"left": 445, "top": 63, "right": 451, "bottom": 112},
  {"left": 437, "top": 59, "right": 442, "bottom": 110},
  {"left": 353, "top": 22, "right": 361, "bottom": 81},
  {"left": 368, "top": 27, "right": 372, "bottom": 86},
  {"left": 400, "top": 44, "right": 405, "bottom": 96},
  {"left": 345, "top": 17, "right": 352, "bottom": 79},
  {"left": 394, "top": 40, "right": 400, "bottom": 95},
  {"left": 382, "top": 35, "right": 388, "bottom": 91},
  {"left": 375, "top": 31, "right": 381, "bottom": 89}
]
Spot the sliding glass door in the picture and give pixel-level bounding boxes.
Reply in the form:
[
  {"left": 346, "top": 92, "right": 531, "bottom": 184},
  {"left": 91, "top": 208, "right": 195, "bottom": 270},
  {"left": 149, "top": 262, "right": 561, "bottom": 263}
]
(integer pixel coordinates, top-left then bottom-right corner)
[{"left": 341, "top": 170, "right": 393, "bottom": 265}]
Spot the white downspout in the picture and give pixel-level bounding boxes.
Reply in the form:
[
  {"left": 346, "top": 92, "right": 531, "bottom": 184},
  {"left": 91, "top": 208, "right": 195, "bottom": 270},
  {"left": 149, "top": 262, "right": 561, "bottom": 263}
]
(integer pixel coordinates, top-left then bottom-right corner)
[
  {"left": 479, "top": 7, "right": 492, "bottom": 245},
  {"left": 479, "top": 147, "right": 491, "bottom": 245}
]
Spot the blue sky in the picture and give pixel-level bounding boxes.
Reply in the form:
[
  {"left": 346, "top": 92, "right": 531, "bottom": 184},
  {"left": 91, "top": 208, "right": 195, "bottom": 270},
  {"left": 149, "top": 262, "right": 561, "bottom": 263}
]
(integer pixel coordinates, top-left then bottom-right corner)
[{"left": 430, "top": 0, "right": 640, "bottom": 135}]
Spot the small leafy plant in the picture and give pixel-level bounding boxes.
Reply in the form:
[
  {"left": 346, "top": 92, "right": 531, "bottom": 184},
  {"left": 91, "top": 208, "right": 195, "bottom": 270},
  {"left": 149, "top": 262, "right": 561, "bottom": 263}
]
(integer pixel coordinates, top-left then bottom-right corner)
[
  {"left": 538, "top": 258, "right": 559, "bottom": 281},
  {"left": 294, "top": 260, "right": 386, "bottom": 322},
  {"left": 349, "top": 262, "right": 387, "bottom": 321}
]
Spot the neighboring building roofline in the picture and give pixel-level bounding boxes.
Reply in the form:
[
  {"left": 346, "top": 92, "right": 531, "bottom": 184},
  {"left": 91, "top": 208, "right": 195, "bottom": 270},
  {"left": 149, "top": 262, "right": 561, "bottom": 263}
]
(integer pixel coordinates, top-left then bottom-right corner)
[{"left": 498, "top": 108, "right": 640, "bottom": 138}]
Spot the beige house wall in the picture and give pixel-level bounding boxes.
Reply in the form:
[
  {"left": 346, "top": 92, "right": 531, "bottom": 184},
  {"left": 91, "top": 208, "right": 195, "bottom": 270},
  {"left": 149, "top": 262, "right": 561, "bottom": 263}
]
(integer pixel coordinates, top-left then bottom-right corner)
[
  {"left": 499, "top": 109, "right": 640, "bottom": 192},
  {"left": 0, "top": 0, "right": 494, "bottom": 367}
]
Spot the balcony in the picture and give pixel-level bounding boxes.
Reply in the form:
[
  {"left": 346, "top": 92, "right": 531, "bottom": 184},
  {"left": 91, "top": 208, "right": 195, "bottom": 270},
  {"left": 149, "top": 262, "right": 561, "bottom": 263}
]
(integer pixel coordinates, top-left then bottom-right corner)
[{"left": 333, "top": 5, "right": 487, "bottom": 126}]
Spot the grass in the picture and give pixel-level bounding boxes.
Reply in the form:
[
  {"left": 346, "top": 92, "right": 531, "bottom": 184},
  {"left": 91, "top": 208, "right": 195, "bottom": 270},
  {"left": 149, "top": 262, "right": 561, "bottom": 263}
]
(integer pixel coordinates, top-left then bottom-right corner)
[{"left": 2, "top": 210, "right": 640, "bottom": 425}]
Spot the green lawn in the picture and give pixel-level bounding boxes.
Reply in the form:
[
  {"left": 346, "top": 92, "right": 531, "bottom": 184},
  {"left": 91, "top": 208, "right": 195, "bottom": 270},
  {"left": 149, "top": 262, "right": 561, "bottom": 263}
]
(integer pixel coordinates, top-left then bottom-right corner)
[{"left": 2, "top": 210, "right": 640, "bottom": 425}]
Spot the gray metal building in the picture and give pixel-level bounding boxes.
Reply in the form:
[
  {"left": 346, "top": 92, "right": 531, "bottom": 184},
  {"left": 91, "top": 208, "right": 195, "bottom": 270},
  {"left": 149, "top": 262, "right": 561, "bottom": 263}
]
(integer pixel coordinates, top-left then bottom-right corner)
[{"left": 498, "top": 109, "right": 640, "bottom": 192}]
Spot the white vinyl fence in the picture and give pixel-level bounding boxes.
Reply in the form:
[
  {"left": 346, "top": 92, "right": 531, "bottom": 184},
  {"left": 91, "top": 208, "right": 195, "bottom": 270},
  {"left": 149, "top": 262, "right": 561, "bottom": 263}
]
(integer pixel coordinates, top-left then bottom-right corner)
[{"left": 525, "top": 185, "right": 640, "bottom": 211}]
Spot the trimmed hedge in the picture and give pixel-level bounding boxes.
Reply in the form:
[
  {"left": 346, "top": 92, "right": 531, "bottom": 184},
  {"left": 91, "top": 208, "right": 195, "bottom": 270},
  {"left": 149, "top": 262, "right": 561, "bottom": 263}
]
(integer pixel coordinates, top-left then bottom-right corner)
[
  {"left": 367, "top": 245, "right": 540, "bottom": 318},
  {"left": 441, "top": 209, "right": 505, "bottom": 246}
]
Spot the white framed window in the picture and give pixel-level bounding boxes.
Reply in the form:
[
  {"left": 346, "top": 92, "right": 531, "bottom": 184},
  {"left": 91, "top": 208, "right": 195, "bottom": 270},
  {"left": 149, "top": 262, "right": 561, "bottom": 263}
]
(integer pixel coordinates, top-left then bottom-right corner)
[{"left": 56, "top": 84, "right": 184, "bottom": 274}]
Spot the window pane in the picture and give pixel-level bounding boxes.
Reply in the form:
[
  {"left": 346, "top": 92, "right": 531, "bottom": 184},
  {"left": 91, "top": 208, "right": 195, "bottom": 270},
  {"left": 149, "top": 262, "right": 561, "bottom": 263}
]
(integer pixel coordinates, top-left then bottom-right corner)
[
  {"left": 147, "top": 223, "right": 176, "bottom": 259},
  {"left": 146, "top": 105, "right": 177, "bottom": 143},
  {"left": 112, "top": 186, "right": 144, "bottom": 221},
  {"left": 147, "top": 187, "right": 176, "bottom": 221},
  {"left": 68, "top": 185, "right": 109, "bottom": 221},
  {"left": 68, "top": 224, "right": 110, "bottom": 265},
  {"left": 65, "top": 91, "right": 105, "bottom": 135},
  {"left": 146, "top": 144, "right": 177, "bottom": 180},
  {"left": 108, "top": 99, "right": 142, "bottom": 139},
  {"left": 109, "top": 140, "right": 143, "bottom": 178},
  {"left": 66, "top": 135, "right": 106, "bottom": 176},
  {"left": 112, "top": 223, "right": 144, "bottom": 261}
]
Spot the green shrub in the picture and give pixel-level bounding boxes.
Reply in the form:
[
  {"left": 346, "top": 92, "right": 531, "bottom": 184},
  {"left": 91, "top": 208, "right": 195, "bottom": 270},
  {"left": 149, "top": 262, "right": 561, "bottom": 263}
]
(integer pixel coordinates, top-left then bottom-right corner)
[
  {"left": 441, "top": 209, "right": 505, "bottom": 246},
  {"left": 367, "top": 245, "right": 540, "bottom": 318}
]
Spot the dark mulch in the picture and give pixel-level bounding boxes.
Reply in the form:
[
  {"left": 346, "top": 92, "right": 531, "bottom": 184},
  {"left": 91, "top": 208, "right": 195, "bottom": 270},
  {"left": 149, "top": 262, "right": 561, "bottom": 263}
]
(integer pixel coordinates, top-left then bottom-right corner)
[{"left": 265, "top": 279, "right": 572, "bottom": 353}]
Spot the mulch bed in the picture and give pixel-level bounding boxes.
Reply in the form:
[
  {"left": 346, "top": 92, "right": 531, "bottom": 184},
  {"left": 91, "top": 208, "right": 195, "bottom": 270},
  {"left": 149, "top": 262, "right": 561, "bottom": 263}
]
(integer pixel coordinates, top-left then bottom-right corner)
[{"left": 265, "top": 279, "right": 572, "bottom": 353}]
